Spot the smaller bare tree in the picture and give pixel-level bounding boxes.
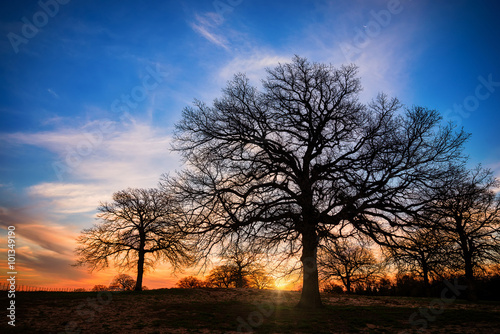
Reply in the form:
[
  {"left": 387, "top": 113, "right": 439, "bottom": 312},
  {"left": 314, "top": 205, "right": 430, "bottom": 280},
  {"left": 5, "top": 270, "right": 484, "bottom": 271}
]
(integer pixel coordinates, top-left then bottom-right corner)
[
  {"left": 383, "top": 226, "right": 450, "bottom": 294},
  {"left": 91, "top": 284, "right": 108, "bottom": 292},
  {"left": 206, "top": 265, "right": 238, "bottom": 288},
  {"left": 318, "top": 238, "right": 382, "bottom": 294},
  {"left": 219, "top": 239, "right": 266, "bottom": 288},
  {"left": 109, "top": 273, "right": 136, "bottom": 291},
  {"left": 247, "top": 268, "right": 276, "bottom": 289},
  {"left": 75, "top": 188, "right": 194, "bottom": 291},
  {"left": 176, "top": 276, "right": 205, "bottom": 288},
  {"left": 423, "top": 166, "right": 500, "bottom": 300}
]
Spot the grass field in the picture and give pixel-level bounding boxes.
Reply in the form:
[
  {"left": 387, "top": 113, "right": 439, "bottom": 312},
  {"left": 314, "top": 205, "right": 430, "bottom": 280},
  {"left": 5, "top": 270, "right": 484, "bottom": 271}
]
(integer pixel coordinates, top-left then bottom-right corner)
[{"left": 1, "top": 288, "right": 500, "bottom": 333}]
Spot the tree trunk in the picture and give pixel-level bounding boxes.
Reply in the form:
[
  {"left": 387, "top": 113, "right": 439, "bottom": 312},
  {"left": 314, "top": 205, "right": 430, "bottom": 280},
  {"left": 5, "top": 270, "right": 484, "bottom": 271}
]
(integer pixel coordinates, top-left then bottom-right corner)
[
  {"left": 135, "top": 234, "right": 145, "bottom": 291},
  {"left": 135, "top": 250, "right": 145, "bottom": 291},
  {"left": 297, "top": 229, "right": 323, "bottom": 309},
  {"left": 464, "top": 253, "right": 476, "bottom": 301},
  {"left": 460, "top": 233, "right": 476, "bottom": 301},
  {"left": 422, "top": 260, "right": 430, "bottom": 297},
  {"left": 235, "top": 266, "right": 245, "bottom": 288},
  {"left": 345, "top": 277, "right": 352, "bottom": 294}
]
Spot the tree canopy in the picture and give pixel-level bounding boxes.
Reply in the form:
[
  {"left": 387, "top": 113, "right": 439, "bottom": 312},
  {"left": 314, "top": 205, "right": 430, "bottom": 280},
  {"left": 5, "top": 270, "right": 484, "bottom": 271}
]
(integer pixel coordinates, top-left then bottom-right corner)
[
  {"left": 168, "top": 56, "right": 469, "bottom": 308},
  {"left": 318, "top": 238, "right": 382, "bottom": 294},
  {"left": 75, "top": 187, "right": 194, "bottom": 291},
  {"left": 420, "top": 166, "right": 500, "bottom": 299}
]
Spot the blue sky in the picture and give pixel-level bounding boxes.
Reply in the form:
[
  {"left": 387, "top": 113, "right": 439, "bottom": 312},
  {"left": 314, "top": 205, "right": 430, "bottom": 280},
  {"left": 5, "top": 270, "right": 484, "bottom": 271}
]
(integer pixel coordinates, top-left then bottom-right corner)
[{"left": 0, "top": 0, "right": 499, "bottom": 288}]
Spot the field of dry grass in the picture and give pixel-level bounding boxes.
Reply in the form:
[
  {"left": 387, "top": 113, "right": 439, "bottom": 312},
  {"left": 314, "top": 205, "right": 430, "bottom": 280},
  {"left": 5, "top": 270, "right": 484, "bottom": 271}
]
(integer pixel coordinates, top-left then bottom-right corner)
[{"left": 2, "top": 288, "right": 500, "bottom": 333}]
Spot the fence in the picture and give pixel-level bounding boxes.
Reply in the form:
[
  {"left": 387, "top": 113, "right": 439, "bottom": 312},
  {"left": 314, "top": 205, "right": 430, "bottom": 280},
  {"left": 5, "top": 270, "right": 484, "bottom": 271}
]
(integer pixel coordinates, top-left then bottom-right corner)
[{"left": 0, "top": 283, "right": 83, "bottom": 292}]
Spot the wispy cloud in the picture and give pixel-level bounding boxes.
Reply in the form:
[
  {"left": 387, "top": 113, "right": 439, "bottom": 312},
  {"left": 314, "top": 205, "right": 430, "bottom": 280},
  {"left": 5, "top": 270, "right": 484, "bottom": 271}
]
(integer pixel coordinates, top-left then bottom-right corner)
[
  {"left": 47, "top": 88, "right": 59, "bottom": 98},
  {"left": 3, "top": 121, "right": 180, "bottom": 215},
  {"left": 189, "top": 13, "right": 230, "bottom": 50},
  {"left": 294, "top": 3, "right": 423, "bottom": 104},
  {"left": 0, "top": 119, "right": 184, "bottom": 288},
  {"left": 28, "top": 183, "right": 108, "bottom": 214},
  {"left": 0, "top": 206, "right": 75, "bottom": 255},
  {"left": 218, "top": 53, "right": 291, "bottom": 84},
  {"left": 0, "top": 205, "right": 84, "bottom": 286}
]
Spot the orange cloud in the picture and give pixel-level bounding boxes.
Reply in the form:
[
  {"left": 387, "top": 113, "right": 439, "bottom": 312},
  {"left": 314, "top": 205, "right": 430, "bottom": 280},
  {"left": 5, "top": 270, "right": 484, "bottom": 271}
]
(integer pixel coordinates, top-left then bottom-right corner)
[{"left": 0, "top": 221, "right": 189, "bottom": 290}]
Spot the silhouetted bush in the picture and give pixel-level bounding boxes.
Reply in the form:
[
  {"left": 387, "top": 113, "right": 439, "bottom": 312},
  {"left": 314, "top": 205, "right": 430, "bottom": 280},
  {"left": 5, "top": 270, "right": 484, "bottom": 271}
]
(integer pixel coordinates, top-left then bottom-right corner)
[{"left": 176, "top": 276, "right": 206, "bottom": 288}]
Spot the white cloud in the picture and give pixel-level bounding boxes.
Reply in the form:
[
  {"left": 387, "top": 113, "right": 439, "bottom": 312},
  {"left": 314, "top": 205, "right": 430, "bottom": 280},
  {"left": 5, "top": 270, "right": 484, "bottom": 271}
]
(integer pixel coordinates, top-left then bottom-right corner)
[
  {"left": 274, "top": 0, "right": 425, "bottom": 104},
  {"left": 215, "top": 42, "right": 410, "bottom": 105},
  {"left": 218, "top": 53, "right": 291, "bottom": 84},
  {"left": 190, "top": 22, "right": 229, "bottom": 50},
  {"left": 47, "top": 88, "right": 59, "bottom": 98},
  {"left": 28, "top": 183, "right": 108, "bottom": 214},
  {"left": 5, "top": 120, "right": 180, "bottom": 215},
  {"left": 3, "top": 127, "right": 89, "bottom": 153},
  {"left": 189, "top": 12, "right": 232, "bottom": 50},
  {"left": 306, "top": 36, "right": 415, "bottom": 105}
]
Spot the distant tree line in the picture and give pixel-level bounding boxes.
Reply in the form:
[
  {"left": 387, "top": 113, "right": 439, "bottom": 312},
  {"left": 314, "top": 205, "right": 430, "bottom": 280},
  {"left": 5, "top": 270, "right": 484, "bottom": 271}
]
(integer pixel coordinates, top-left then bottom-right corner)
[
  {"left": 175, "top": 266, "right": 275, "bottom": 290},
  {"left": 87, "top": 273, "right": 148, "bottom": 292},
  {"left": 321, "top": 269, "right": 500, "bottom": 301},
  {"left": 176, "top": 241, "right": 276, "bottom": 289}
]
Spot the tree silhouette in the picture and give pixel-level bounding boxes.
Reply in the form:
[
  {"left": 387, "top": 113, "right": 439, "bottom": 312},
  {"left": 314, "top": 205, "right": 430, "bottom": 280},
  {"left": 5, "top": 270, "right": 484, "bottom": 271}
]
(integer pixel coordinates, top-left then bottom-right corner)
[
  {"left": 176, "top": 276, "right": 205, "bottom": 288},
  {"left": 203, "top": 237, "right": 273, "bottom": 289},
  {"left": 216, "top": 238, "right": 268, "bottom": 288},
  {"left": 75, "top": 188, "right": 193, "bottom": 291},
  {"left": 91, "top": 284, "right": 108, "bottom": 292},
  {"left": 318, "top": 239, "right": 381, "bottom": 294},
  {"left": 422, "top": 166, "right": 500, "bottom": 299},
  {"left": 247, "top": 268, "right": 276, "bottom": 289},
  {"left": 109, "top": 273, "right": 136, "bottom": 291},
  {"left": 206, "top": 265, "right": 239, "bottom": 288},
  {"left": 205, "top": 263, "right": 275, "bottom": 289},
  {"left": 169, "top": 56, "right": 468, "bottom": 308},
  {"left": 383, "top": 226, "right": 449, "bottom": 295}
]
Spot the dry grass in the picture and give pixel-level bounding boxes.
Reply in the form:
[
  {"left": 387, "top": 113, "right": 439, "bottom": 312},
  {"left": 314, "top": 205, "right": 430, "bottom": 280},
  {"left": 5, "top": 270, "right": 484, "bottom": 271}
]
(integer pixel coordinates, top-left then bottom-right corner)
[{"left": 1, "top": 288, "right": 500, "bottom": 333}]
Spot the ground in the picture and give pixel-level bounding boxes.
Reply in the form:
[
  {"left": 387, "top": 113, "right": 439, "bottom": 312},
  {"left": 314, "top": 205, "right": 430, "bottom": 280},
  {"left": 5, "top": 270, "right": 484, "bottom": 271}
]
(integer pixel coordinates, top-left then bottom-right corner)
[{"left": 1, "top": 288, "right": 500, "bottom": 333}]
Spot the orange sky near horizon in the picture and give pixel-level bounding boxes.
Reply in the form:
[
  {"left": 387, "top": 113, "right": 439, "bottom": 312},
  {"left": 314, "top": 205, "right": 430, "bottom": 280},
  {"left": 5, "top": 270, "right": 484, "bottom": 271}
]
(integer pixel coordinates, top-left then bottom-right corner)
[
  {"left": 0, "top": 224, "right": 299, "bottom": 291},
  {"left": 0, "top": 224, "right": 191, "bottom": 290}
]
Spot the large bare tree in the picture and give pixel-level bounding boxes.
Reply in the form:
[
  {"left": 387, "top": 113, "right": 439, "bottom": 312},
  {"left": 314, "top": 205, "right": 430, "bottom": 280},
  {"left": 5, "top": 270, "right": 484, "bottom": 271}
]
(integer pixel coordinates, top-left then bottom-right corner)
[
  {"left": 75, "top": 188, "right": 193, "bottom": 291},
  {"left": 169, "top": 56, "right": 468, "bottom": 308}
]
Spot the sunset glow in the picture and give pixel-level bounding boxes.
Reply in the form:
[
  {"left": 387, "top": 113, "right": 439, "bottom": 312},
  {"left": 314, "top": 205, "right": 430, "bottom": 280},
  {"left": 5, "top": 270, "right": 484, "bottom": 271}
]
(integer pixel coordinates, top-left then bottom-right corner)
[{"left": 1, "top": 0, "right": 500, "bottom": 292}]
